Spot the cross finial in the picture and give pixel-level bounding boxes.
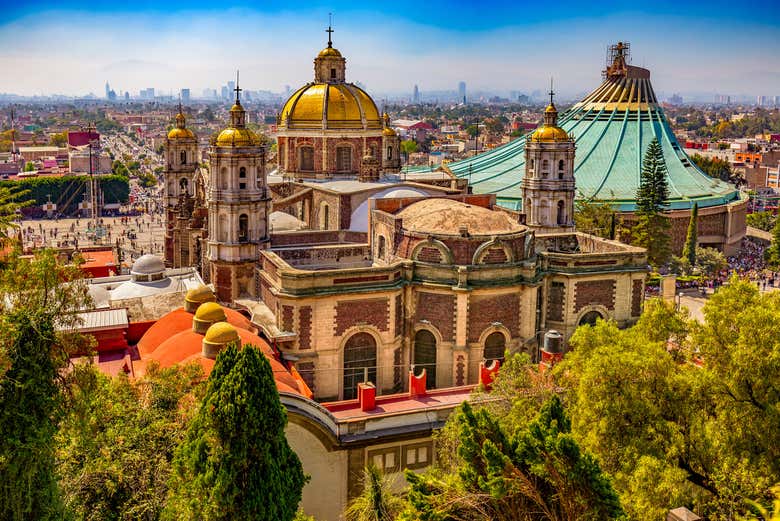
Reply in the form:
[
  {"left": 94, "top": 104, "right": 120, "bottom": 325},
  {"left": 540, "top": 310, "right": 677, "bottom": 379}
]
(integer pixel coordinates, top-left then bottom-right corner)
[
  {"left": 549, "top": 77, "right": 555, "bottom": 106},
  {"left": 234, "top": 70, "right": 242, "bottom": 104},
  {"left": 326, "top": 13, "right": 334, "bottom": 48}
]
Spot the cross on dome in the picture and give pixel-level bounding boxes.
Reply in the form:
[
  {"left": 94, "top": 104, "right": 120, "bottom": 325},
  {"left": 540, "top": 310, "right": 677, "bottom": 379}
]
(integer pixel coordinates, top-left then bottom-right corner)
[
  {"left": 326, "top": 13, "right": 334, "bottom": 48},
  {"left": 234, "top": 70, "right": 242, "bottom": 104}
]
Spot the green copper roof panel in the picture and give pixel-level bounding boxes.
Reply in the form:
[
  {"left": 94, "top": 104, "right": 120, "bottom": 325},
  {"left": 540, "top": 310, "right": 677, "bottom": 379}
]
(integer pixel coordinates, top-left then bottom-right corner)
[{"left": 411, "top": 84, "right": 741, "bottom": 212}]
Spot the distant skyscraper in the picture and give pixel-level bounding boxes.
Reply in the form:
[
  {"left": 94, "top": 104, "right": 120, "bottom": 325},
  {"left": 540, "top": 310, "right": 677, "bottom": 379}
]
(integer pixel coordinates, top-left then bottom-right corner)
[
  {"left": 413, "top": 84, "right": 420, "bottom": 103},
  {"left": 221, "top": 85, "right": 229, "bottom": 100},
  {"left": 227, "top": 80, "right": 236, "bottom": 100},
  {"left": 105, "top": 81, "right": 110, "bottom": 99},
  {"left": 181, "top": 88, "right": 190, "bottom": 102},
  {"left": 124, "top": 91, "right": 130, "bottom": 100},
  {"left": 458, "top": 81, "right": 466, "bottom": 103}
]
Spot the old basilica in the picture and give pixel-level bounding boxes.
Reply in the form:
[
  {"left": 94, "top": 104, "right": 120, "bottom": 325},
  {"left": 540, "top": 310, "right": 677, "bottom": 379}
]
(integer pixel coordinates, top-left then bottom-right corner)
[{"left": 162, "top": 32, "right": 647, "bottom": 403}]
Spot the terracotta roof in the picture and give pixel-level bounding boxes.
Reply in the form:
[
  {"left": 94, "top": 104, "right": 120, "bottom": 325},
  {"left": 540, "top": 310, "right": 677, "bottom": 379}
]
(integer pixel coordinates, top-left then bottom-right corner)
[
  {"left": 397, "top": 198, "right": 525, "bottom": 236},
  {"left": 136, "top": 307, "right": 252, "bottom": 356}
]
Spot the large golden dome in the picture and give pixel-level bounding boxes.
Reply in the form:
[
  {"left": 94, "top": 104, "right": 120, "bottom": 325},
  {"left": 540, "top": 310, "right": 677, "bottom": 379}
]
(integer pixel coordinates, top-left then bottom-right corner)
[
  {"left": 317, "top": 46, "right": 342, "bottom": 58},
  {"left": 279, "top": 82, "right": 382, "bottom": 131}
]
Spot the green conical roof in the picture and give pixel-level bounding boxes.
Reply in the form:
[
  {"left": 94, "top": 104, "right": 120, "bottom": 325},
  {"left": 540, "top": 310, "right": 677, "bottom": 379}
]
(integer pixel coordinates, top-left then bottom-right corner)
[{"left": 413, "top": 59, "right": 742, "bottom": 212}]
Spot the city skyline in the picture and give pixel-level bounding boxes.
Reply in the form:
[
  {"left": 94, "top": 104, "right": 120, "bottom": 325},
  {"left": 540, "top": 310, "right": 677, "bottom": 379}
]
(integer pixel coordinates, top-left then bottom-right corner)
[{"left": 1, "top": 1, "right": 779, "bottom": 99}]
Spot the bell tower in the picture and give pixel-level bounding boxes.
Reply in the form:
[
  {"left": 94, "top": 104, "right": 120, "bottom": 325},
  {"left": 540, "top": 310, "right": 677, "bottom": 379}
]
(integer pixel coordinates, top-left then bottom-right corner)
[
  {"left": 164, "top": 104, "right": 199, "bottom": 267},
  {"left": 206, "top": 73, "right": 270, "bottom": 302},
  {"left": 521, "top": 81, "right": 576, "bottom": 233}
]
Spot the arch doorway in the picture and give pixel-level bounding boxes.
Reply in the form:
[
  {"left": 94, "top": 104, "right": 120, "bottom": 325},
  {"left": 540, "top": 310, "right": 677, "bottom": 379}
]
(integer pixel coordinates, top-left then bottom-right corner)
[
  {"left": 343, "top": 332, "right": 377, "bottom": 400},
  {"left": 413, "top": 330, "right": 437, "bottom": 389},
  {"left": 579, "top": 310, "right": 604, "bottom": 327},
  {"left": 484, "top": 331, "right": 506, "bottom": 364}
]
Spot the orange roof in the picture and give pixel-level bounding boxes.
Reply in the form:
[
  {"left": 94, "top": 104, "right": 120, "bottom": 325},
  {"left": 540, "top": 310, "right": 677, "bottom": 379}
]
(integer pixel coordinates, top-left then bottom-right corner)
[
  {"left": 134, "top": 306, "right": 311, "bottom": 398},
  {"left": 137, "top": 307, "right": 253, "bottom": 356},
  {"left": 80, "top": 249, "right": 116, "bottom": 269}
]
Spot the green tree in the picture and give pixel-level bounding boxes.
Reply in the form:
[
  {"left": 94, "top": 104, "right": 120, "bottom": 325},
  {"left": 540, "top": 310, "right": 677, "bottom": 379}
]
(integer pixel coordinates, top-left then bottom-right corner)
[
  {"left": 0, "top": 250, "right": 91, "bottom": 520},
  {"left": 746, "top": 211, "right": 776, "bottom": 232},
  {"left": 345, "top": 465, "right": 404, "bottom": 521},
  {"left": 400, "top": 140, "right": 418, "bottom": 156},
  {"left": 0, "top": 184, "right": 30, "bottom": 245},
  {"left": 694, "top": 246, "right": 727, "bottom": 277},
  {"left": 404, "top": 397, "right": 624, "bottom": 521},
  {"left": 165, "top": 344, "right": 307, "bottom": 521},
  {"left": 24, "top": 161, "right": 36, "bottom": 172},
  {"left": 682, "top": 203, "right": 698, "bottom": 266},
  {"left": 49, "top": 132, "right": 68, "bottom": 147},
  {"left": 633, "top": 138, "right": 671, "bottom": 266},
  {"left": 56, "top": 362, "right": 203, "bottom": 521},
  {"left": 574, "top": 196, "right": 620, "bottom": 239},
  {"left": 767, "top": 218, "right": 780, "bottom": 269}
]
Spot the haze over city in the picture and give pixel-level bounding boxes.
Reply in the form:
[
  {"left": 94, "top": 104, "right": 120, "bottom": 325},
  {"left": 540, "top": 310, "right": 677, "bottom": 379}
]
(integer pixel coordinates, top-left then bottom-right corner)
[{"left": 2, "top": 0, "right": 779, "bottom": 99}]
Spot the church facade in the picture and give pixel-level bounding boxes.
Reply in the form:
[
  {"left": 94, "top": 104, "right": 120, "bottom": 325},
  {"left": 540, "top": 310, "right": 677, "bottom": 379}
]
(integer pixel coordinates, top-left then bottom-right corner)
[{"left": 162, "top": 37, "right": 648, "bottom": 404}]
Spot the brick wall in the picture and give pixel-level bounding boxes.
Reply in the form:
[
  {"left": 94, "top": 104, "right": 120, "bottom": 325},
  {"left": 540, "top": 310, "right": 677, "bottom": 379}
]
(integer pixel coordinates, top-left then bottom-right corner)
[
  {"left": 481, "top": 247, "right": 508, "bottom": 264},
  {"left": 416, "top": 246, "right": 443, "bottom": 263},
  {"left": 468, "top": 293, "right": 520, "bottom": 342},
  {"left": 631, "top": 279, "right": 643, "bottom": 317},
  {"left": 574, "top": 279, "right": 616, "bottom": 312},
  {"left": 260, "top": 277, "right": 277, "bottom": 312},
  {"left": 415, "top": 292, "right": 455, "bottom": 341},
  {"left": 297, "top": 361, "right": 315, "bottom": 392},
  {"left": 299, "top": 306, "right": 312, "bottom": 350},
  {"left": 547, "top": 281, "right": 565, "bottom": 322},
  {"left": 214, "top": 264, "right": 232, "bottom": 302},
  {"left": 394, "top": 295, "right": 403, "bottom": 337},
  {"left": 282, "top": 305, "right": 294, "bottom": 331},
  {"left": 334, "top": 298, "right": 389, "bottom": 336}
]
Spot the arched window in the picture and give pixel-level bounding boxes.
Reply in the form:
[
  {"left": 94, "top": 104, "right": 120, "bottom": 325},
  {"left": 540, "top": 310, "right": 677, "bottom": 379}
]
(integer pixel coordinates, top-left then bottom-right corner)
[
  {"left": 239, "top": 166, "right": 246, "bottom": 178},
  {"left": 387, "top": 146, "right": 392, "bottom": 160},
  {"left": 558, "top": 159, "right": 565, "bottom": 179},
  {"left": 336, "top": 146, "right": 352, "bottom": 172},
  {"left": 525, "top": 199, "right": 533, "bottom": 221},
  {"left": 542, "top": 159, "right": 549, "bottom": 175},
  {"left": 484, "top": 332, "right": 506, "bottom": 364},
  {"left": 238, "top": 214, "right": 249, "bottom": 243},
  {"left": 330, "top": 68, "right": 337, "bottom": 79},
  {"left": 220, "top": 167, "right": 228, "bottom": 190},
  {"left": 179, "top": 178, "right": 188, "bottom": 195},
  {"left": 299, "top": 147, "right": 314, "bottom": 171},
  {"left": 343, "top": 332, "right": 377, "bottom": 400},
  {"left": 320, "top": 203, "right": 330, "bottom": 230},
  {"left": 180, "top": 150, "right": 186, "bottom": 165},
  {"left": 369, "top": 144, "right": 378, "bottom": 159},
  {"left": 557, "top": 200, "right": 565, "bottom": 225},
  {"left": 413, "top": 330, "right": 437, "bottom": 390},
  {"left": 218, "top": 214, "right": 228, "bottom": 242},
  {"left": 579, "top": 310, "right": 604, "bottom": 327},
  {"left": 377, "top": 235, "right": 386, "bottom": 260}
]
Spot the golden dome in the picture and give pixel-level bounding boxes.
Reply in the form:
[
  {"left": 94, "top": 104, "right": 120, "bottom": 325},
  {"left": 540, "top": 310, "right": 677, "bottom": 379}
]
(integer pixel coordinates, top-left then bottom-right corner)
[
  {"left": 318, "top": 46, "right": 342, "bottom": 58},
  {"left": 194, "top": 302, "right": 227, "bottom": 322},
  {"left": 279, "top": 83, "right": 382, "bottom": 130},
  {"left": 203, "top": 321, "right": 240, "bottom": 344},
  {"left": 530, "top": 126, "right": 569, "bottom": 142},
  {"left": 216, "top": 127, "right": 259, "bottom": 147},
  {"left": 544, "top": 103, "right": 558, "bottom": 113},
  {"left": 383, "top": 127, "right": 397, "bottom": 137},
  {"left": 168, "top": 127, "right": 196, "bottom": 139},
  {"left": 185, "top": 285, "right": 215, "bottom": 303}
]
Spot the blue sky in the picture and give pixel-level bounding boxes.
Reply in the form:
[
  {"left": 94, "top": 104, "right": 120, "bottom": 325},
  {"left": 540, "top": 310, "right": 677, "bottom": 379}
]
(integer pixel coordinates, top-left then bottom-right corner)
[{"left": 1, "top": 0, "right": 779, "bottom": 98}]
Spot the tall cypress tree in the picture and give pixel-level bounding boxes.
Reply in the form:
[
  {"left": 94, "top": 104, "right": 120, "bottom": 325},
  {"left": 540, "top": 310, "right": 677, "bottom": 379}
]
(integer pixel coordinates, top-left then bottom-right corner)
[
  {"left": 682, "top": 202, "right": 699, "bottom": 267},
  {"left": 166, "top": 344, "right": 307, "bottom": 521},
  {"left": 634, "top": 138, "right": 672, "bottom": 266}
]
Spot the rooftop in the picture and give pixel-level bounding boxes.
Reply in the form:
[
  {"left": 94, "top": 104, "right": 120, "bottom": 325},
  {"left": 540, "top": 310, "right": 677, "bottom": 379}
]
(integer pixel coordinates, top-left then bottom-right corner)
[{"left": 397, "top": 198, "right": 525, "bottom": 236}]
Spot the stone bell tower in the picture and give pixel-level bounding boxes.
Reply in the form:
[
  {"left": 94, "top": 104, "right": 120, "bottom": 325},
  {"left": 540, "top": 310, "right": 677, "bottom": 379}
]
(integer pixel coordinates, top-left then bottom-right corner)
[
  {"left": 206, "top": 74, "right": 270, "bottom": 302},
  {"left": 164, "top": 104, "right": 199, "bottom": 267},
  {"left": 521, "top": 83, "right": 576, "bottom": 233}
]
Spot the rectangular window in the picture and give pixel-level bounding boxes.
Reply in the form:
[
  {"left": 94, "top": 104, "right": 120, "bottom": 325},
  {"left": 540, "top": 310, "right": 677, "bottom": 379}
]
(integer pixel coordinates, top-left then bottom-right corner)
[
  {"left": 239, "top": 183, "right": 246, "bottom": 190},
  {"left": 300, "top": 147, "right": 314, "bottom": 171},
  {"left": 367, "top": 447, "right": 400, "bottom": 473},
  {"left": 402, "top": 442, "right": 433, "bottom": 470},
  {"left": 336, "top": 146, "right": 352, "bottom": 172}
]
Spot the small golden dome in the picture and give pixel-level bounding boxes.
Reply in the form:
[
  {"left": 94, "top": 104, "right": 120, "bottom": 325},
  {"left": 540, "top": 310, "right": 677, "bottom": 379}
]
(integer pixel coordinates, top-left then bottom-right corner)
[
  {"left": 194, "top": 302, "right": 226, "bottom": 322},
  {"left": 530, "top": 126, "right": 569, "bottom": 142},
  {"left": 216, "top": 127, "right": 259, "bottom": 147},
  {"left": 544, "top": 104, "right": 557, "bottom": 113},
  {"left": 203, "top": 321, "right": 240, "bottom": 344},
  {"left": 168, "top": 127, "right": 196, "bottom": 139},
  {"left": 230, "top": 103, "right": 243, "bottom": 113},
  {"left": 318, "top": 46, "right": 342, "bottom": 58},
  {"left": 185, "top": 285, "right": 216, "bottom": 304},
  {"left": 383, "top": 127, "right": 397, "bottom": 137}
]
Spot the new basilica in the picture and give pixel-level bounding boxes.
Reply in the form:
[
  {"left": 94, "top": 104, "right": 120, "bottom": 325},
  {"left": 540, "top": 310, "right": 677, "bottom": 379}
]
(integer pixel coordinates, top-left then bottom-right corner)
[{"left": 158, "top": 34, "right": 647, "bottom": 519}]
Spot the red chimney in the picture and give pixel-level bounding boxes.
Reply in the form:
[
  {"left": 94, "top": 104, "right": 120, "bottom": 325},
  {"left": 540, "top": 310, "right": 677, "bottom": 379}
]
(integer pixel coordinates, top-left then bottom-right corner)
[
  {"left": 409, "top": 369, "right": 427, "bottom": 397},
  {"left": 358, "top": 382, "right": 376, "bottom": 412},
  {"left": 479, "top": 360, "right": 501, "bottom": 390}
]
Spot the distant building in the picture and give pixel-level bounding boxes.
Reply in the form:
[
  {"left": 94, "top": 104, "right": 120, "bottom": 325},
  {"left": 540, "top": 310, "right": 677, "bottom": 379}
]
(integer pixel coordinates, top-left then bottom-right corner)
[
  {"left": 413, "top": 84, "right": 420, "bottom": 103},
  {"left": 458, "top": 81, "right": 466, "bottom": 103},
  {"left": 180, "top": 88, "right": 190, "bottom": 102}
]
